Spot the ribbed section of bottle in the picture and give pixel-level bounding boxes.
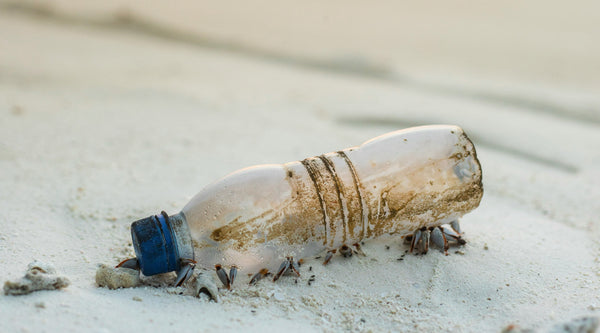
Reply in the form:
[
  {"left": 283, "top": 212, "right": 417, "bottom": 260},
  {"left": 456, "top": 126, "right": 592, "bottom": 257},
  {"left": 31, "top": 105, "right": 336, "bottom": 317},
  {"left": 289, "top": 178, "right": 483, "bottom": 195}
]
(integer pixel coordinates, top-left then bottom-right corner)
[{"left": 299, "top": 152, "right": 368, "bottom": 249}]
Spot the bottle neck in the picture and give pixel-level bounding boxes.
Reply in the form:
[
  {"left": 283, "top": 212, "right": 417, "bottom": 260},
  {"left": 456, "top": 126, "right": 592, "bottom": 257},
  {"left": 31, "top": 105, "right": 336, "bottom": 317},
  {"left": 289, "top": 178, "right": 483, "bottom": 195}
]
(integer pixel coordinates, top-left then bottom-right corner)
[
  {"left": 168, "top": 212, "right": 195, "bottom": 264},
  {"left": 130, "top": 211, "right": 194, "bottom": 276}
]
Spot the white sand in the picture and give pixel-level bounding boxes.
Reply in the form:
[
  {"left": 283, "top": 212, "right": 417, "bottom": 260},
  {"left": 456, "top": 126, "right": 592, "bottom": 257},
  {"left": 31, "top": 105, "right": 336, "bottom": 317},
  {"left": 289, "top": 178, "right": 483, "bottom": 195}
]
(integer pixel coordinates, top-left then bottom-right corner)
[{"left": 1, "top": 3, "right": 600, "bottom": 332}]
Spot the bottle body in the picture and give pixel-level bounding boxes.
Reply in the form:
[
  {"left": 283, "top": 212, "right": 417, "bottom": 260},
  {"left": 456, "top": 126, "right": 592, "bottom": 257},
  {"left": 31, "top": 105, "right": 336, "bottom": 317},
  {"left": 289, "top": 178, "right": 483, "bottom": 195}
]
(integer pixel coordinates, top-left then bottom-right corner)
[{"left": 181, "top": 125, "right": 483, "bottom": 273}]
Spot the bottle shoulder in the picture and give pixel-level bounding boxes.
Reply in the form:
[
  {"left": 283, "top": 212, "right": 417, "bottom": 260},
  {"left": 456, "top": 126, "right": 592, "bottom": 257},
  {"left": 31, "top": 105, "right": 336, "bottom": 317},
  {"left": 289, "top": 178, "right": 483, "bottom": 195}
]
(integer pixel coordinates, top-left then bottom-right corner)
[{"left": 182, "top": 164, "right": 292, "bottom": 227}]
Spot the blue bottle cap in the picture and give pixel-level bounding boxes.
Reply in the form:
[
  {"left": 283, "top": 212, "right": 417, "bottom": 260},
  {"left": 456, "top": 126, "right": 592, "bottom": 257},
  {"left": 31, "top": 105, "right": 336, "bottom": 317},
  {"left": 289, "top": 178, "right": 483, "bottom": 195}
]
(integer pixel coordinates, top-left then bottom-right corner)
[{"left": 130, "top": 212, "right": 180, "bottom": 276}]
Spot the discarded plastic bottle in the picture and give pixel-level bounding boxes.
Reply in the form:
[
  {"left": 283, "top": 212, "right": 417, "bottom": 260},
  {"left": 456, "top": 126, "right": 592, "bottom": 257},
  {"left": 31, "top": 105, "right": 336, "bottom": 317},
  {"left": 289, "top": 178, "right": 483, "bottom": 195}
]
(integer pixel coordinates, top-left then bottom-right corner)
[{"left": 124, "top": 125, "right": 483, "bottom": 285}]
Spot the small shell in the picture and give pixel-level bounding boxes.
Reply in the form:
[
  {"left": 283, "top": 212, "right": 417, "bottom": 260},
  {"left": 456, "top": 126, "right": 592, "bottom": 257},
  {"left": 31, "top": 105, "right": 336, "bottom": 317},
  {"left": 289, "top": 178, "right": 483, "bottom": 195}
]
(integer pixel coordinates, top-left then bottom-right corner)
[
  {"left": 95, "top": 264, "right": 140, "bottom": 289},
  {"left": 193, "top": 272, "right": 220, "bottom": 302}
]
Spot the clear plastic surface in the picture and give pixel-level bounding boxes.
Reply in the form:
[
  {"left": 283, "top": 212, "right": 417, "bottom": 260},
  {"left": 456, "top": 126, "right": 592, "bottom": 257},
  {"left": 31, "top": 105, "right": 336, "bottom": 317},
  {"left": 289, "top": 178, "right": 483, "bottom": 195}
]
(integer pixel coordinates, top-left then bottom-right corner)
[{"left": 182, "top": 125, "right": 483, "bottom": 272}]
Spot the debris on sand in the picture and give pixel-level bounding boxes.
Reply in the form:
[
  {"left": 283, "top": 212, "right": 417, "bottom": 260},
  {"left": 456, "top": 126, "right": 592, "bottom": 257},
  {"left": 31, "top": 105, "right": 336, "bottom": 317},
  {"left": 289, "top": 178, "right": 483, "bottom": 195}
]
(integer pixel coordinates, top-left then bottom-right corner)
[
  {"left": 193, "top": 272, "right": 220, "bottom": 302},
  {"left": 4, "top": 261, "right": 70, "bottom": 296},
  {"left": 95, "top": 264, "right": 140, "bottom": 289},
  {"left": 549, "top": 316, "right": 598, "bottom": 333}
]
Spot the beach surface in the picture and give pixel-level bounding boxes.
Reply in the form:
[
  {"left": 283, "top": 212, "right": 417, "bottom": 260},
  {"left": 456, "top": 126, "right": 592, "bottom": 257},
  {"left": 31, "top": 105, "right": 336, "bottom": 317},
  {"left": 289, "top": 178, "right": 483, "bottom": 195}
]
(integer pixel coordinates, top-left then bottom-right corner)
[{"left": 1, "top": 2, "right": 599, "bottom": 332}]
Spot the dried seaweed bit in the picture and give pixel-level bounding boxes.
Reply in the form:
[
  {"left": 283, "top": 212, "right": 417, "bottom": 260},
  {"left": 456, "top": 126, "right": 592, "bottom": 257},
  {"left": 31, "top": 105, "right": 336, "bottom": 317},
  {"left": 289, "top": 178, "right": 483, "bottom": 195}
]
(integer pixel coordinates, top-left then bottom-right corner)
[
  {"left": 4, "top": 261, "right": 70, "bottom": 296},
  {"left": 95, "top": 264, "right": 140, "bottom": 289}
]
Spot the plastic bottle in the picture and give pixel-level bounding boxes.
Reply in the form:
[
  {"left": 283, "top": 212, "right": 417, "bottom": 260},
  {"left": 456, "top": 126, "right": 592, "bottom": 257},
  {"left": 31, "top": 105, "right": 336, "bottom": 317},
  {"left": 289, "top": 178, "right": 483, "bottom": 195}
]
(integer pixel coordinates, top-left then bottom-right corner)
[{"left": 128, "top": 125, "right": 483, "bottom": 280}]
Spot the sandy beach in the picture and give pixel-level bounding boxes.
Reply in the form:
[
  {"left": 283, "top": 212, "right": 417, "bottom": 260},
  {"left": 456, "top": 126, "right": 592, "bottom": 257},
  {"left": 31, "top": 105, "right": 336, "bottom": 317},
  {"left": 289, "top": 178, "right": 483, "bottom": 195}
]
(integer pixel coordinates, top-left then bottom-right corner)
[{"left": 1, "top": 1, "right": 600, "bottom": 332}]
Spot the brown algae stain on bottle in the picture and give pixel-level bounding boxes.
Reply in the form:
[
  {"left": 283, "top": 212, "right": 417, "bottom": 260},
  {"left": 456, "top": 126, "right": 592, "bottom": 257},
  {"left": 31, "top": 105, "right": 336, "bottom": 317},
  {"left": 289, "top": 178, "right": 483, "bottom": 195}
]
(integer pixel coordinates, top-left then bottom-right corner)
[{"left": 207, "top": 128, "right": 482, "bottom": 253}]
